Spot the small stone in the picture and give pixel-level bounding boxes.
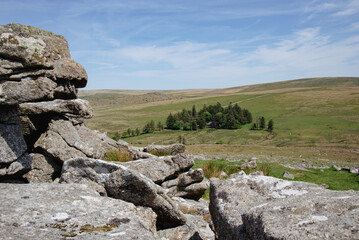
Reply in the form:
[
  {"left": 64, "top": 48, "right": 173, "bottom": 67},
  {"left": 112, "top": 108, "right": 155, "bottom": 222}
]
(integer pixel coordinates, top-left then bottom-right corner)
[
  {"left": 240, "top": 160, "right": 257, "bottom": 170},
  {"left": 283, "top": 171, "right": 295, "bottom": 179},
  {"left": 333, "top": 165, "right": 342, "bottom": 171}
]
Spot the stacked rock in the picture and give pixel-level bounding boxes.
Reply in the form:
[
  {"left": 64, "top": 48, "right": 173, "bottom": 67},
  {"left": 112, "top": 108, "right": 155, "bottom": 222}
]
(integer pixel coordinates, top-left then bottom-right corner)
[
  {"left": 0, "top": 24, "right": 120, "bottom": 182},
  {"left": 0, "top": 24, "right": 214, "bottom": 239}
]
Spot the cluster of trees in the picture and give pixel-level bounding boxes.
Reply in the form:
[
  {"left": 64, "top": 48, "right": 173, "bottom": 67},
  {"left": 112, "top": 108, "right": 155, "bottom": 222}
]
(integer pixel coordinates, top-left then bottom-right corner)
[
  {"left": 114, "top": 102, "right": 274, "bottom": 140},
  {"left": 251, "top": 116, "right": 274, "bottom": 132},
  {"left": 142, "top": 120, "right": 164, "bottom": 134},
  {"left": 166, "top": 102, "right": 253, "bottom": 130},
  {"left": 119, "top": 120, "right": 164, "bottom": 139}
]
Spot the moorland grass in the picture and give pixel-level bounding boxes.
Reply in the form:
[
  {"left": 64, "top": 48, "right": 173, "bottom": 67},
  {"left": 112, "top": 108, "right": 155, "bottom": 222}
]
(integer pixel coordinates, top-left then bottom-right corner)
[
  {"left": 103, "top": 149, "right": 132, "bottom": 162},
  {"left": 84, "top": 78, "right": 359, "bottom": 165},
  {"left": 193, "top": 159, "right": 359, "bottom": 191}
]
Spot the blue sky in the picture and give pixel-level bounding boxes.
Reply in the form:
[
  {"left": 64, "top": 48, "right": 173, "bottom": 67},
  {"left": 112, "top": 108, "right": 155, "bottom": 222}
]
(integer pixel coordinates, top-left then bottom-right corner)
[{"left": 1, "top": 0, "right": 359, "bottom": 90}]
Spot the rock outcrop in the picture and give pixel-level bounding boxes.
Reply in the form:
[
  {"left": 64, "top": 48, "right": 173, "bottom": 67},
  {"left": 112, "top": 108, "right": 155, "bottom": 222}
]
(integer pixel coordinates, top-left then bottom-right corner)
[
  {"left": 172, "top": 197, "right": 215, "bottom": 240},
  {"left": 144, "top": 143, "right": 186, "bottom": 156},
  {"left": 120, "top": 153, "right": 195, "bottom": 184},
  {"left": 162, "top": 168, "right": 209, "bottom": 200},
  {"left": 0, "top": 183, "right": 158, "bottom": 239},
  {"left": 60, "top": 157, "right": 187, "bottom": 229},
  {"left": 210, "top": 171, "right": 359, "bottom": 240},
  {"left": 0, "top": 24, "right": 120, "bottom": 182},
  {"left": 0, "top": 23, "right": 216, "bottom": 239}
]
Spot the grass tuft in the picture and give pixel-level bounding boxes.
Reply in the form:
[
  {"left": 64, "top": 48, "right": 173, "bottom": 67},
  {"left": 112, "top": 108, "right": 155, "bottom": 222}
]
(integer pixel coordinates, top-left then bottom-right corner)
[
  {"left": 103, "top": 149, "right": 131, "bottom": 162},
  {"left": 193, "top": 159, "right": 242, "bottom": 179}
]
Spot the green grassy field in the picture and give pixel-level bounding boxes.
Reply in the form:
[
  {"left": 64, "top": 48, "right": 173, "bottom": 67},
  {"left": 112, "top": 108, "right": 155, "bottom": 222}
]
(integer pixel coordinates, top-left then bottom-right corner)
[
  {"left": 192, "top": 159, "right": 359, "bottom": 191},
  {"left": 82, "top": 77, "right": 359, "bottom": 165}
]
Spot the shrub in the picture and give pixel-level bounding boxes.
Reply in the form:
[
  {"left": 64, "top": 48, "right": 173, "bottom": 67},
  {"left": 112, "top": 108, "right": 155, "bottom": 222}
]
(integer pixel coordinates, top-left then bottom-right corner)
[
  {"left": 201, "top": 161, "right": 224, "bottom": 179},
  {"left": 173, "top": 120, "right": 181, "bottom": 130},
  {"left": 103, "top": 149, "right": 131, "bottom": 162},
  {"left": 183, "top": 122, "right": 191, "bottom": 131},
  {"left": 259, "top": 163, "right": 271, "bottom": 176}
]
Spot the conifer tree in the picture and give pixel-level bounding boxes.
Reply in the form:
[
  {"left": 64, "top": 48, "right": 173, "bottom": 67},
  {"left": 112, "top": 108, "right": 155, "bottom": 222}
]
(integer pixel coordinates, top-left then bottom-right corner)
[
  {"left": 166, "top": 113, "right": 176, "bottom": 129},
  {"left": 197, "top": 118, "right": 206, "bottom": 129},
  {"left": 192, "top": 105, "right": 197, "bottom": 118},
  {"left": 267, "top": 119, "right": 274, "bottom": 132},
  {"left": 260, "top": 117, "right": 265, "bottom": 129},
  {"left": 191, "top": 120, "right": 198, "bottom": 130}
]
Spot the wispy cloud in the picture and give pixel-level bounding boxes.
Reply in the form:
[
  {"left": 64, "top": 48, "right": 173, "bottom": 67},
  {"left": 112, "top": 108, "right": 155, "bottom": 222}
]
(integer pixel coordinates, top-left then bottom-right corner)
[
  {"left": 1, "top": 0, "right": 358, "bottom": 89},
  {"left": 332, "top": 0, "right": 359, "bottom": 16},
  {"left": 350, "top": 22, "right": 359, "bottom": 31},
  {"left": 76, "top": 27, "right": 359, "bottom": 89}
]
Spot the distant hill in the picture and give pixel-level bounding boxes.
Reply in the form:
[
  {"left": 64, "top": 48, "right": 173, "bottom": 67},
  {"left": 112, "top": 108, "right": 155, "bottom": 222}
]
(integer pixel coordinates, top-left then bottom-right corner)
[
  {"left": 82, "top": 77, "right": 359, "bottom": 165},
  {"left": 80, "top": 77, "right": 359, "bottom": 105}
]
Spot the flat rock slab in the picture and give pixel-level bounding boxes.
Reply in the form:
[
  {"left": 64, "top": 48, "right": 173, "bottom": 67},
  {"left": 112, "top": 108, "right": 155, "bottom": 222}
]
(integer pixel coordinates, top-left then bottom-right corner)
[
  {"left": 0, "top": 183, "right": 157, "bottom": 239},
  {"left": 210, "top": 172, "right": 359, "bottom": 240}
]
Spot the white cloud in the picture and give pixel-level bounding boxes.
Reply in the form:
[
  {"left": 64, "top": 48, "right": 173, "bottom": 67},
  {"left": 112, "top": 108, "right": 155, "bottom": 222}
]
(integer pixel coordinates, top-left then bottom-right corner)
[
  {"left": 79, "top": 27, "right": 359, "bottom": 89},
  {"left": 332, "top": 0, "right": 359, "bottom": 16}
]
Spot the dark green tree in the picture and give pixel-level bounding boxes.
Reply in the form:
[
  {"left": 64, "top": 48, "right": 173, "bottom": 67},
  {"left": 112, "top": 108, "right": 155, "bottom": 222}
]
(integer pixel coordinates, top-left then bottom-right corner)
[
  {"left": 135, "top": 128, "right": 140, "bottom": 136},
  {"left": 260, "top": 117, "right": 265, "bottom": 129},
  {"left": 127, "top": 128, "right": 131, "bottom": 137},
  {"left": 183, "top": 122, "right": 191, "bottom": 131},
  {"left": 243, "top": 109, "right": 253, "bottom": 123},
  {"left": 122, "top": 131, "right": 128, "bottom": 138},
  {"left": 212, "top": 112, "right": 224, "bottom": 129},
  {"left": 173, "top": 120, "right": 181, "bottom": 130},
  {"left": 225, "top": 114, "right": 240, "bottom": 129},
  {"left": 191, "top": 120, "right": 198, "bottom": 130},
  {"left": 197, "top": 118, "right": 206, "bottom": 129},
  {"left": 150, "top": 120, "right": 155, "bottom": 132},
  {"left": 267, "top": 119, "right": 274, "bottom": 132},
  {"left": 192, "top": 105, "right": 197, "bottom": 118},
  {"left": 203, "top": 111, "right": 212, "bottom": 122},
  {"left": 166, "top": 113, "right": 176, "bottom": 129},
  {"left": 181, "top": 109, "right": 191, "bottom": 123},
  {"left": 157, "top": 121, "right": 164, "bottom": 131}
]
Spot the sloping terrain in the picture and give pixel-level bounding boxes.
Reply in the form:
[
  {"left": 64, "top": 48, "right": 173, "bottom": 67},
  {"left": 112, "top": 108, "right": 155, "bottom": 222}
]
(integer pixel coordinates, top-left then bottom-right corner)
[{"left": 82, "top": 77, "right": 359, "bottom": 165}]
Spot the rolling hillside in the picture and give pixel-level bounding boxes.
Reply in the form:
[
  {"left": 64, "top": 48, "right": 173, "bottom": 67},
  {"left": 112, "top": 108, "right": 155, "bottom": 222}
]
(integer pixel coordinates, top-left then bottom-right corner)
[{"left": 80, "top": 77, "right": 359, "bottom": 165}]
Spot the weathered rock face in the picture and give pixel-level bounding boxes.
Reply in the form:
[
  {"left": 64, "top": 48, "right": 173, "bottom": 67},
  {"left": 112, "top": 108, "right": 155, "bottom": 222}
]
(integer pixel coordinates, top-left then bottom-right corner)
[
  {"left": 23, "top": 153, "right": 61, "bottom": 183},
  {"left": 0, "top": 105, "right": 32, "bottom": 180},
  {"left": 0, "top": 183, "right": 157, "bottom": 239},
  {"left": 162, "top": 169, "right": 209, "bottom": 200},
  {"left": 0, "top": 24, "right": 107, "bottom": 182},
  {"left": 20, "top": 99, "right": 93, "bottom": 148},
  {"left": 120, "top": 153, "right": 194, "bottom": 184},
  {"left": 157, "top": 221, "right": 204, "bottom": 240},
  {"left": 172, "top": 197, "right": 215, "bottom": 240},
  {"left": 0, "top": 22, "right": 84, "bottom": 102},
  {"left": 210, "top": 171, "right": 359, "bottom": 240},
  {"left": 106, "top": 168, "right": 187, "bottom": 229},
  {"left": 34, "top": 119, "right": 118, "bottom": 163},
  {"left": 60, "top": 157, "right": 187, "bottom": 229}
]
